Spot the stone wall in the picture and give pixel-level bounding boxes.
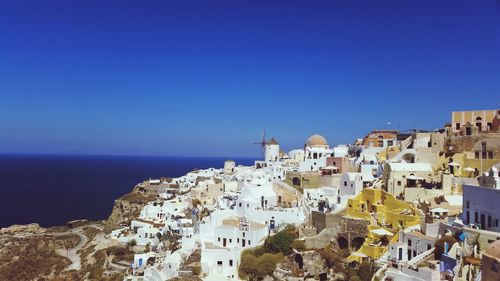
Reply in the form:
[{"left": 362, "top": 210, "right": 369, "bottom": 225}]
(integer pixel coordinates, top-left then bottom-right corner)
[
  {"left": 337, "top": 217, "right": 370, "bottom": 249},
  {"left": 311, "top": 211, "right": 343, "bottom": 232}
]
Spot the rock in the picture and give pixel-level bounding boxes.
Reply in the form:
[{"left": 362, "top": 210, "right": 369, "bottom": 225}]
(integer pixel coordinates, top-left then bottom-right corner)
[
  {"left": 0, "top": 223, "right": 45, "bottom": 235},
  {"left": 103, "top": 187, "right": 157, "bottom": 233}
]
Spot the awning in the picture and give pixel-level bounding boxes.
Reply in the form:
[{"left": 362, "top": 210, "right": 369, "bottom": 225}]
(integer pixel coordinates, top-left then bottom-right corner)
[
  {"left": 323, "top": 166, "right": 339, "bottom": 170},
  {"left": 464, "top": 167, "right": 475, "bottom": 172},
  {"left": 371, "top": 228, "right": 394, "bottom": 236},
  {"left": 431, "top": 207, "right": 448, "bottom": 213},
  {"left": 407, "top": 175, "right": 423, "bottom": 180}
]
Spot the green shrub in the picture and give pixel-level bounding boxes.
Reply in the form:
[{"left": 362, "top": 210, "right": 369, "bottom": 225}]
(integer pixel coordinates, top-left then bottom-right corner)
[
  {"left": 264, "top": 229, "right": 295, "bottom": 255},
  {"left": 239, "top": 251, "right": 259, "bottom": 279},
  {"left": 129, "top": 239, "right": 137, "bottom": 248},
  {"left": 319, "top": 247, "right": 340, "bottom": 268},
  {"left": 239, "top": 250, "right": 284, "bottom": 280},
  {"left": 292, "top": 240, "right": 306, "bottom": 251}
]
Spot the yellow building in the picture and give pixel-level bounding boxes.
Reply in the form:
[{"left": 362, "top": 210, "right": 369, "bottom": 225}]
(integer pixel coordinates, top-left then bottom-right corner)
[
  {"left": 345, "top": 188, "right": 421, "bottom": 262},
  {"left": 451, "top": 109, "right": 497, "bottom": 135}
]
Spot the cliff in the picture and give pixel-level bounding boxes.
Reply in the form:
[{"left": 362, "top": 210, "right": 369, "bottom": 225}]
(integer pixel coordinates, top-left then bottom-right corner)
[{"left": 103, "top": 185, "right": 157, "bottom": 233}]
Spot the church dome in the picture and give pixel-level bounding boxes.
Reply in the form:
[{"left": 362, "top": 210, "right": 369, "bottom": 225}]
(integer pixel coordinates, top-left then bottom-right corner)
[
  {"left": 306, "top": 134, "right": 328, "bottom": 147},
  {"left": 486, "top": 239, "right": 500, "bottom": 259}
]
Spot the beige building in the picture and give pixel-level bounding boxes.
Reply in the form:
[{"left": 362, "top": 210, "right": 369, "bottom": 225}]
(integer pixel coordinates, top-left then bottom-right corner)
[
  {"left": 285, "top": 170, "right": 320, "bottom": 190},
  {"left": 190, "top": 181, "right": 224, "bottom": 207},
  {"left": 381, "top": 162, "right": 451, "bottom": 201},
  {"left": 451, "top": 109, "right": 497, "bottom": 135},
  {"left": 482, "top": 239, "right": 500, "bottom": 281}
]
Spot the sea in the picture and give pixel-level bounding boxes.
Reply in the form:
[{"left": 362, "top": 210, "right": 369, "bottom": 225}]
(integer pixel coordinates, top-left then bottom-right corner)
[{"left": 0, "top": 154, "right": 256, "bottom": 228}]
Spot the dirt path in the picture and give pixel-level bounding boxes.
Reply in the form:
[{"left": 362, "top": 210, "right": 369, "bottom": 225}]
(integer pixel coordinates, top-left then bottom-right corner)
[{"left": 54, "top": 229, "right": 88, "bottom": 271}]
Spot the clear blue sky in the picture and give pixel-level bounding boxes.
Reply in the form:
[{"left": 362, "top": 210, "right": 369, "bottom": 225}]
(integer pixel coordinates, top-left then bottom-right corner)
[{"left": 0, "top": 0, "right": 499, "bottom": 157}]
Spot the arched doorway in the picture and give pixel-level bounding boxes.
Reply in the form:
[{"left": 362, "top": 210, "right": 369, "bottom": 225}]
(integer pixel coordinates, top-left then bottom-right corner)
[
  {"left": 402, "top": 153, "right": 415, "bottom": 163},
  {"left": 351, "top": 237, "right": 365, "bottom": 251},
  {"left": 337, "top": 237, "right": 348, "bottom": 249}
]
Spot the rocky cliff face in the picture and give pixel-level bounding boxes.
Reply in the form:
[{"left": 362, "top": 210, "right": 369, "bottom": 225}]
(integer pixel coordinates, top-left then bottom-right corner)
[{"left": 103, "top": 186, "right": 157, "bottom": 233}]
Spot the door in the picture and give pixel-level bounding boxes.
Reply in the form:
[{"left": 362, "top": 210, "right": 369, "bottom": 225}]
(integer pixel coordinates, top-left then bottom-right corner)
[
  {"left": 481, "top": 214, "right": 486, "bottom": 229},
  {"left": 217, "top": 261, "right": 222, "bottom": 274},
  {"left": 223, "top": 238, "right": 227, "bottom": 247},
  {"left": 242, "top": 239, "right": 246, "bottom": 247}
]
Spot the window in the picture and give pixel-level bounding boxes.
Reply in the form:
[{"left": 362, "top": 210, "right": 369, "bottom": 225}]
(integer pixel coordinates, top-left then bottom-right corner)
[
  {"left": 408, "top": 239, "right": 412, "bottom": 247},
  {"left": 218, "top": 237, "right": 221, "bottom": 242},
  {"left": 456, "top": 123, "right": 460, "bottom": 130},
  {"left": 237, "top": 238, "right": 240, "bottom": 243},
  {"left": 239, "top": 202, "right": 242, "bottom": 207},
  {"left": 378, "top": 140, "right": 383, "bottom": 147},
  {"left": 229, "top": 239, "right": 232, "bottom": 243},
  {"left": 475, "top": 151, "right": 480, "bottom": 159},
  {"left": 397, "top": 181, "right": 402, "bottom": 186},
  {"left": 427, "top": 244, "right": 432, "bottom": 251},
  {"left": 229, "top": 260, "right": 233, "bottom": 267},
  {"left": 344, "top": 181, "right": 347, "bottom": 186},
  {"left": 475, "top": 212, "right": 478, "bottom": 223},
  {"left": 242, "top": 232, "right": 245, "bottom": 237},
  {"left": 492, "top": 261, "right": 498, "bottom": 272},
  {"left": 388, "top": 140, "right": 393, "bottom": 146},
  {"left": 217, "top": 261, "right": 222, "bottom": 266},
  {"left": 466, "top": 201, "right": 470, "bottom": 208},
  {"left": 248, "top": 240, "right": 251, "bottom": 245}
]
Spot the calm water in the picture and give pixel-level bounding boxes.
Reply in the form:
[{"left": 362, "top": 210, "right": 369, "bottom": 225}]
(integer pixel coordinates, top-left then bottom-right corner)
[{"left": 0, "top": 154, "right": 255, "bottom": 228}]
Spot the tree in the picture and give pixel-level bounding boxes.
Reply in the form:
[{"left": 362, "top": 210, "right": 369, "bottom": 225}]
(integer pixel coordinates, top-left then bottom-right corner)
[
  {"left": 129, "top": 239, "right": 137, "bottom": 248},
  {"left": 264, "top": 229, "right": 295, "bottom": 255},
  {"left": 239, "top": 251, "right": 259, "bottom": 280},
  {"left": 192, "top": 199, "right": 201, "bottom": 208}
]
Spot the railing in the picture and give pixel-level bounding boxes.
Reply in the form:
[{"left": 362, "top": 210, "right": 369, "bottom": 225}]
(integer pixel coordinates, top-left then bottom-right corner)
[{"left": 407, "top": 248, "right": 434, "bottom": 269}]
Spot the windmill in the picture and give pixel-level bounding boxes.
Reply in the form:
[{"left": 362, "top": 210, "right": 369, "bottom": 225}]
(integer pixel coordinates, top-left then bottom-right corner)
[{"left": 253, "top": 130, "right": 268, "bottom": 158}]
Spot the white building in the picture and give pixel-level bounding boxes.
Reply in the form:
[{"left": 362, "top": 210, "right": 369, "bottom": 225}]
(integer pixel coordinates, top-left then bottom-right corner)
[
  {"left": 299, "top": 134, "right": 334, "bottom": 172},
  {"left": 339, "top": 172, "right": 374, "bottom": 197},
  {"left": 199, "top": 210, "right": 268, "bottom": 279},
  {"left": 265, "top": 138, "right": 280, "bottom": 162}
]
